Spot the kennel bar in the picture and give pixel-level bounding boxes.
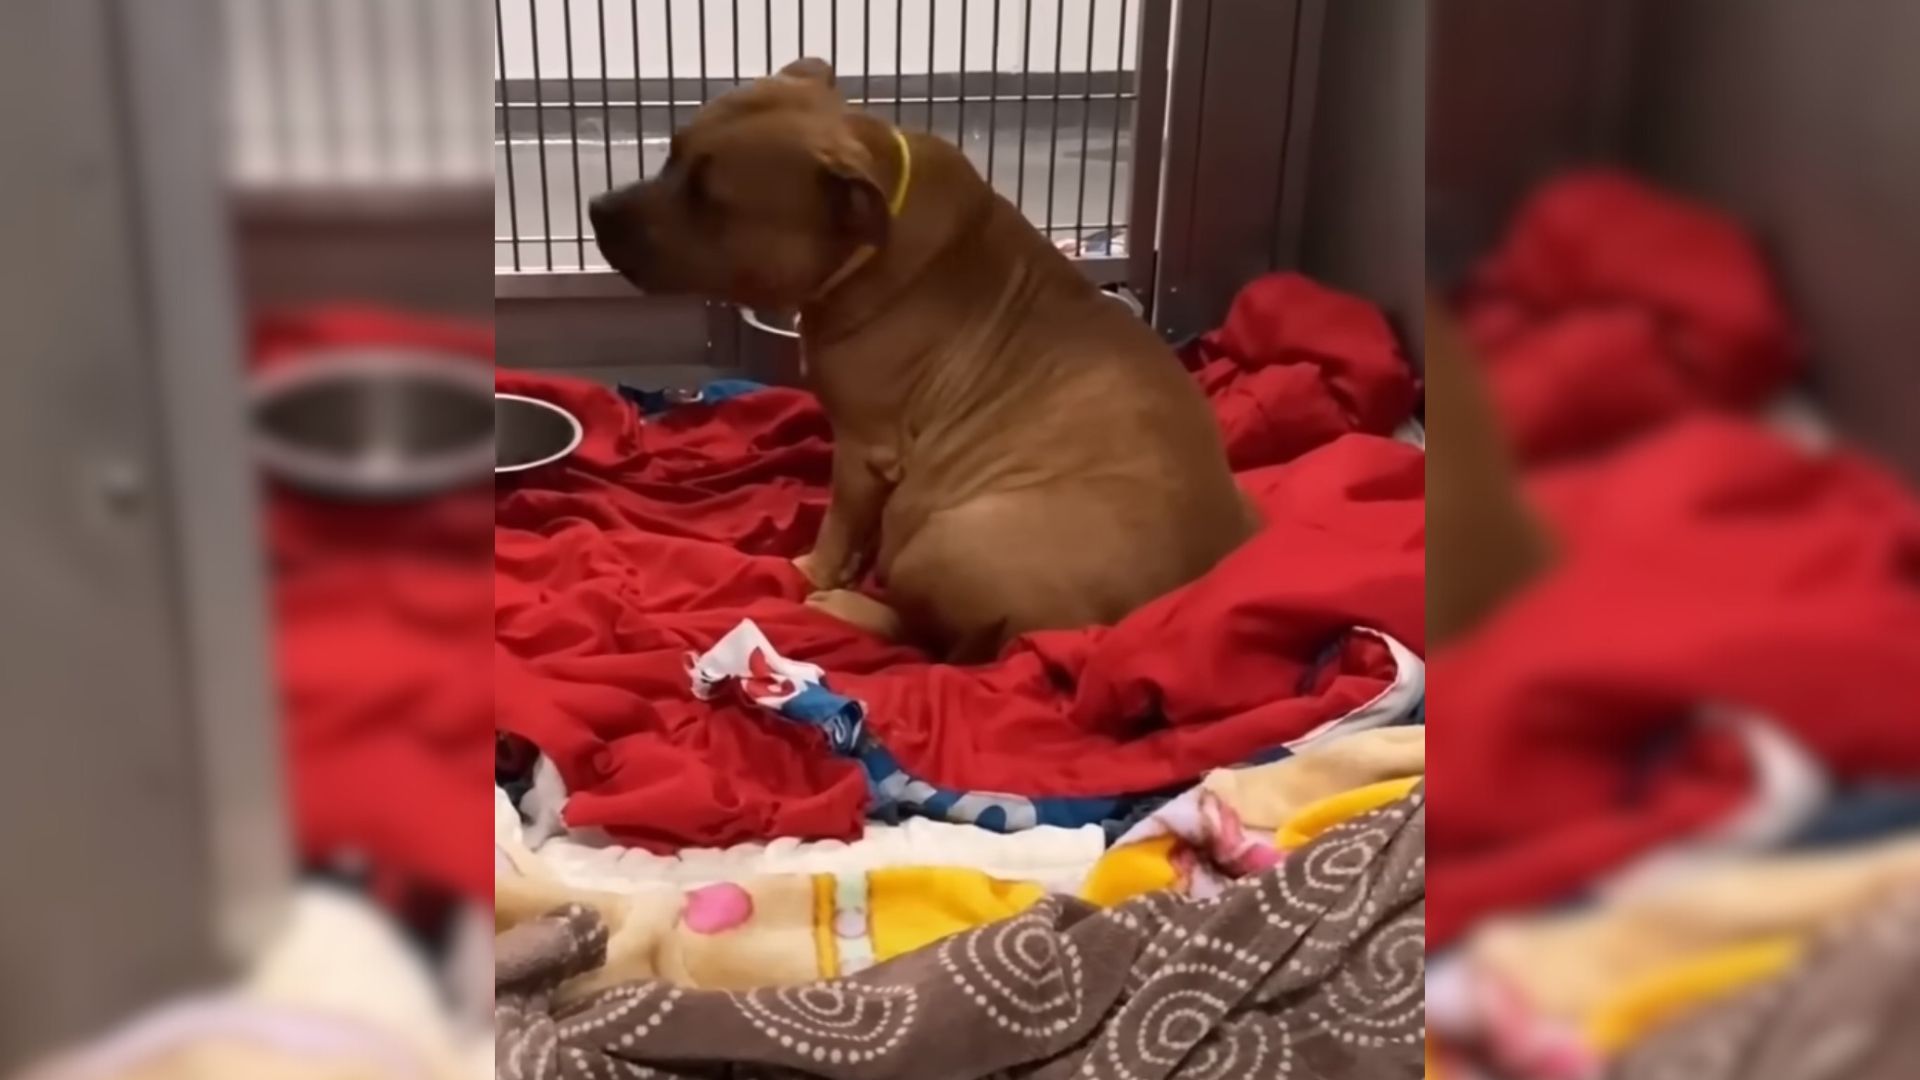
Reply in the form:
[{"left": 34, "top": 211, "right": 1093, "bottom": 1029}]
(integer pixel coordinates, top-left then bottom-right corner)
[
  {"left": 226, "top": 0, "right": 494, "bottom": 187},
  {"left": 494, "top": 0, "right": 1339, "bottom": 383},
  {"left": 494, "top": 0, "right": 1158, "bottom": 282}
]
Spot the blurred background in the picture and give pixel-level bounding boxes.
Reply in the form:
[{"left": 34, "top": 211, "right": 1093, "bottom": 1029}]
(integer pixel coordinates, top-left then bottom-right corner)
[
  {"left": 0, "top": 0, "right": 492, "bottom": 1076},
  {"left": 1429, "top": 0, "right": 1918, "bottom": 478},
  {"left": 1427, "top": 1, "right": 1920, "bottom": 1077}
]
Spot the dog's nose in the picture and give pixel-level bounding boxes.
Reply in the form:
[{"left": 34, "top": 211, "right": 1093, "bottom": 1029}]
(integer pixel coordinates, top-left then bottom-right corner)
[
  {"left": 589, "top": 187, "right": 647, "bottom": 274},
  {"left": 588, "top": 191, "right": 623, "bottom": 241}
]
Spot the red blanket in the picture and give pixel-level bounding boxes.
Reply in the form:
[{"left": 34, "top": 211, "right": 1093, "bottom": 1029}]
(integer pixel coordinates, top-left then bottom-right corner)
[
  {"left": 260, "top": 307, "right": 496, "bottom": 903},
  {"left": 1458, "top": 170, "right": 1802, "bottom": 464},
  {"left": 1431, "top": 175, "right": 1920, "bottom": 947},
  {"left": 495, "top": 273, "right": 1425, "bottom": 851},
  {"left": 1429, "top": 419, "right": 1920, "bottom": 946}
]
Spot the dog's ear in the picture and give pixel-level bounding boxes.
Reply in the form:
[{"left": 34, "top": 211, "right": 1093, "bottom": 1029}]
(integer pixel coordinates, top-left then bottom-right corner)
[
  {"left": 779, "top": 57, "right": 837, "bottom": 88},
  {"left": 814, "top": 134, "right": 890, "bottom": 247}
]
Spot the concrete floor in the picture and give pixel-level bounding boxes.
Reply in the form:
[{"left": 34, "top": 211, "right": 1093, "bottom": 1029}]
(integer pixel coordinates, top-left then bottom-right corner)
[{"left": 495, "top": 97, "right": 1134, "bottom": 271}]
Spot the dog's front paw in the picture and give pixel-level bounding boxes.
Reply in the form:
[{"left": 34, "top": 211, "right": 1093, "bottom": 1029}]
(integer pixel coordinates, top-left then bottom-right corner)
[
  {"left": 804, "top": 589, "right": 903, "bottom": 639},
  {"left": 792, "top": 550, "right": 844, "bottom": 590},
  {"left": 794, "top": 545, "right": 864, "bottom": 588}
]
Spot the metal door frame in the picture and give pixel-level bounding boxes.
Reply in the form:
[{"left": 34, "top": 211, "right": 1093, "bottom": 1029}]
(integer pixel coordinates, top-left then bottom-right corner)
[
  {"left": 1149, "top": 0, "right": 1328, "bottom": 340},
  {"left": 0, "top": 0, "right": 286, "bottom": 1067}
]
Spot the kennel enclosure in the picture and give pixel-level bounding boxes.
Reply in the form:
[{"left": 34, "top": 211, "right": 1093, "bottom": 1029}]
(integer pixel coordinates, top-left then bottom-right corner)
[{"left": 488, "top": 0, "right": 1410, "bottom": 382}]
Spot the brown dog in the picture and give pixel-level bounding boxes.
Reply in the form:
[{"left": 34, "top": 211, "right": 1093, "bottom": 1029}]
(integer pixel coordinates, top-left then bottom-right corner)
[{"left": 591, "top": 58, "right": 1257, "bottom": 661}]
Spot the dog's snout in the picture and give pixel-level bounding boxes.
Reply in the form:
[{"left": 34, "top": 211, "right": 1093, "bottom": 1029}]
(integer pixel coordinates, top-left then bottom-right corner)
[
  {"left": 588, "top": 191, "right": 625, "bottom": 241},
  {"left": 590, "top": 186, "right": 648, "bottom": 276}
]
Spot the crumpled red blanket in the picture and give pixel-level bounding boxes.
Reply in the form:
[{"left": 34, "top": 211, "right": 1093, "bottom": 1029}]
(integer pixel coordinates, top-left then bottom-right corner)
[
  {"left": 259, "top": 307, "right": 495, "bottom": 903},
  {"left": 495, "top": 273, "right": 1425, "bottom": 851},
  {"left": 1428, "top": 418, "right": 1920, "bottom": 947},
  {"left": 1457, "top": 170, "right": 1802, "bottom": 463}
]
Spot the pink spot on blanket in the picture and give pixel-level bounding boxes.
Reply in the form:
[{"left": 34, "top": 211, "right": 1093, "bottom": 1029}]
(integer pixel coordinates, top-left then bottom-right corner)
[{"left": 682, "top": 883, "right": 754, "bottom": 934}]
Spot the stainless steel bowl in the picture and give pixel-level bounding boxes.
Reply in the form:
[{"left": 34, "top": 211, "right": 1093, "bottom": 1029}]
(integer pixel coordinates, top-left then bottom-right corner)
[
  {"left": 249, "top": 349, "right": 495, "bottom": 499},
  {"left": 495, "top": 394, "right": 584, "bottom": 473}
]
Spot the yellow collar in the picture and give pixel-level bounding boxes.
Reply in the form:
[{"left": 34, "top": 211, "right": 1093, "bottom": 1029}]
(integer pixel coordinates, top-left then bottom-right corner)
[
  {"left": 884, "top": 126, "right": 914, "bottom": 216},
  {"left": 808, "top": 127, "right": 913, "bottom": 302}
]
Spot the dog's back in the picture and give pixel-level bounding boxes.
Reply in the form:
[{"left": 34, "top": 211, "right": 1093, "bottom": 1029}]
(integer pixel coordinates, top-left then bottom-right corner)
[{"left": 821, "top": 143, "right": 1258, "bottom": 655}]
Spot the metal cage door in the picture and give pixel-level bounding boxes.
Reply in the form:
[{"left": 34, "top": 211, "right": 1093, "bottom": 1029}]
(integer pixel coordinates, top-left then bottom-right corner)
[{"left": 492, "top": 0, "right": 1183, "bottom": 379}]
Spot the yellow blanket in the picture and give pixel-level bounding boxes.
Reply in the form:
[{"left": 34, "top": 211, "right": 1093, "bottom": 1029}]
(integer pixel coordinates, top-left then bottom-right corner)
[
  {"left": 499, "top": 729, "right": 1425, "bottom": 999},
  {"left": 1473, "top": 834, "right": 1920, "bottom": 1022}
]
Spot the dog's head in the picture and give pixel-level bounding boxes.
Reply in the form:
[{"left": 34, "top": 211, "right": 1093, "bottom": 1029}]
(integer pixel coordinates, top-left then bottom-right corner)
[{"left": 589, "top": 58, "right": 896, "bottom": 310}]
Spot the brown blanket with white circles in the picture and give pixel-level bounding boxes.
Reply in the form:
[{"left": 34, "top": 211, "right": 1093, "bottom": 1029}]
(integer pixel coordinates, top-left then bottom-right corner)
[
  {"left": 494, "top": 787, "right": 1424, "bottom": 1080},
  {"left": 1609, "top": 883, "right": 1920, "bottom": 1080}
]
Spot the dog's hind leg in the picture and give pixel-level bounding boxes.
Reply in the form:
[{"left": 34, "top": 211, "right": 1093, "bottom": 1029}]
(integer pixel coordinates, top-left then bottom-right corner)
[{"left": 879, "top": 495, "right": 1125, "bottom": 664}]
